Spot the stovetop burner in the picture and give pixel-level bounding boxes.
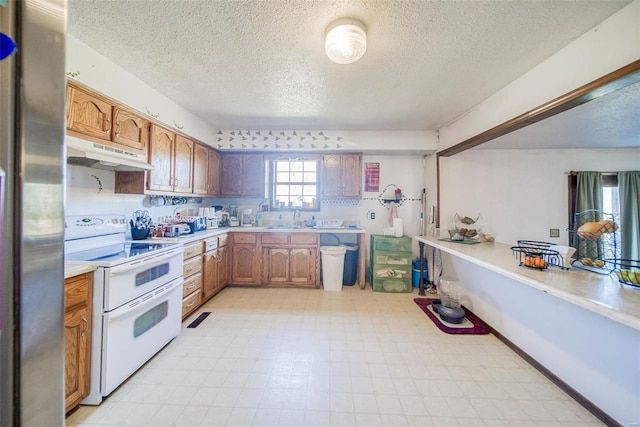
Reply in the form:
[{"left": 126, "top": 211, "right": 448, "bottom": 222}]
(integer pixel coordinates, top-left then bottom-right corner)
[{"left": 66, "top": 241, "right": 177, "bottom": 264}]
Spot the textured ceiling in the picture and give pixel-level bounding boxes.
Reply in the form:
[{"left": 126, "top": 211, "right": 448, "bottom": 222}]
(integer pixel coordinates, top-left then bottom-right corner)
[
  {"left": 478, "top": 81, "right": 640, "bottom": 149},
  {"left": 68, "top": 0, "right": 631, "bottom": 131}
]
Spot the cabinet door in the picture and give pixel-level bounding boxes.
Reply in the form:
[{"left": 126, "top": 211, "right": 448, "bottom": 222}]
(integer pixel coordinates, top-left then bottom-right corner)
[
  {"left": 207, "top": 149, "right": 221, "bottom": 196},
  {"left": 147, "top": 124, "right": 175, "bottom": 192},
  {"left": 264, "top": 248, "right": 289, "bottom": 283},
  {"left": 112, "top": 107, "right": 149, "bottom": 152},
  {"left": 290, "top": 248, "right": 316, "bottom": 284},
  {"left": 340, "top": 154, "right": 362, "bottom": 197},
  {"left": 202, "top": 250, "right": 219, "bottom": 299},
  {"left": 216, "top": 245, "right": 229, "bottom": 289},
  {"left": 65, "top": 305, "right": 90, "bottom": 413},
  {"left": 174, "top": 135, "right": 194, "bottom": 193},
  {"left": 322, "top": 154, "right": 341, "bottom": 197},
  {"left": 66, "top": 85, "right": 112, "bottom": 142},
  {"left": 220, "top": 153, "right": 242, "bottom": 196},
  {"left": 242, "top": 154, "right": 265, "bottom": 197},
  {"left": 193, "top": 143, "right": 209, "bottom": 195},
  {"left": 231, "top": 245, "right": 259, "bottom": 284}
]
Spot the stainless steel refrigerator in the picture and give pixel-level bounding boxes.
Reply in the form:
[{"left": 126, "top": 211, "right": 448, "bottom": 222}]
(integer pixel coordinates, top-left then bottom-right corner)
[{"left": 1, "top": 0, "right": 66, "bottom": 425}]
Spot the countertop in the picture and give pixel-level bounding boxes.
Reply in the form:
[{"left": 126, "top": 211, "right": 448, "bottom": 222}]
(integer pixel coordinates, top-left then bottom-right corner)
[
  {"left": 415, "top": 234, "right": 640, "bottom": 332},
  {"left": 65, "top": 226, "right": 366, "bottom": 278}
]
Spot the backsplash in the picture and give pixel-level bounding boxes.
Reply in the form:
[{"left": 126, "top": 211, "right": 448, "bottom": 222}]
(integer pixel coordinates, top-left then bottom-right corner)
[{"left": 66, "top": 154, "right": 427, "bottom": 240}]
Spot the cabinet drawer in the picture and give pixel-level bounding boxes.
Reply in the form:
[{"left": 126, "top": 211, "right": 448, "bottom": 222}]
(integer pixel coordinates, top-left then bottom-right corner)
[
  {"left": 261, "top": 234, "right": 288, "bottom": 245},
  {"left": 182, "top": 290, "right": 202, "bottom": 318},
  {"left": 182, "top": 273, "right": 202, "bottom": 298},
  {"left": 373, "top": 251, "right": 412, "bottom": 266},
  {"left": 64, "top": 274, "right": 90, "bottom": 309},
  {"left": 183, "top": 256, "right": 202, "bottom": 277},
  {"left": 218, "top": 233, "right": 229, "bottom": 247},
  {"left": 183, "top": 241, "right": 203, "bottom": 259},
  {"left": 233, "top": 233, "right": 257, "bottom": 244},
  {"left": 373, "top": 236, "right": 412, "bottom": 252},
  {"left": 372, "top": 278, "right": 412, "bottom": 293},
  {"left": 290, "top": 234, "right": 318, "bottom": 245},
  {"left": 372, "top": 264, "right": 410, "bottom": 279}
]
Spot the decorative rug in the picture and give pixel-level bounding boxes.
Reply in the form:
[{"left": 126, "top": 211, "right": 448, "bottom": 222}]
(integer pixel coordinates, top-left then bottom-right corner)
[
  {"left": 186, "top": 312, "right": 211, "bottom": 328},
  {"left": 413, "top": 298, "right": 490, "bottom": 335}
]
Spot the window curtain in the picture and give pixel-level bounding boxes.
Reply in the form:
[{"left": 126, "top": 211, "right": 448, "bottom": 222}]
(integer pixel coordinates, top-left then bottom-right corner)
[
  {"left": 618, "top": 171, "right": 640, "bottom": 260},
  {"left": 573, "top": 172, "right": 603, "bottom": 259}
]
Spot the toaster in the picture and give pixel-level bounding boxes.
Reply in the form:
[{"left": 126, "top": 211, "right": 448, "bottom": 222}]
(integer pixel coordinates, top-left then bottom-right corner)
[{"left": 178, "top": 216, "right": 207, "bottom": 234}]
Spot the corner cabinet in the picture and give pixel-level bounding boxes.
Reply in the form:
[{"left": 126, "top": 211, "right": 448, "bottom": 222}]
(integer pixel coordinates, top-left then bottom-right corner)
[
  {"left": 193, "top": 143, "right": 220, "bottom": 196},
  {"left": 230, "top": 233, "right": 261, "bottom": 285},
  {"left": 322, "top": 153, "right": 362, "bottom": 197},
  {"left": 64, "top": 273, "right": 93, "bottom": 414},
  {"left": 220, "top": 153, "right": 265, "bottom": 197}
]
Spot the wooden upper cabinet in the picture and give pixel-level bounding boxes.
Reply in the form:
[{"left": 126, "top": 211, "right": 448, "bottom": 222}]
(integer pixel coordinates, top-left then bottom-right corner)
[
  {"left": 341, "top": 153, "right": 362, "bottom": 197},
  {"left": 193, "top": 143, "right": 221, "bottom": 196},
  {"left": 66, "top": 84, "right": 112, "bottom": 142},
  {"left": 221, "top": 153, "right": 264, "bottom": 197},
  {"left": 174, "top": 135, "right": 194, "bottom": 194},
  {"left": 220, "top": 154, "right": 243, "bottom": 196},
  {"left": 208, "top": 150, "right": 221, "bottom": 196},
  {"left": 112, "top": 107, "right": 149, "bottom": 152},
  {"left": 193, "top": 143, "right": 209, "bottom": 195},
  {"left": 242, "top": 154, "right": 265, "bottom": 197},
  {"left": 147, "top": 124, "right": 175, "bottom": 192},
  {"left": 322, "top": 153, "right": 361, "bottom": 197}
]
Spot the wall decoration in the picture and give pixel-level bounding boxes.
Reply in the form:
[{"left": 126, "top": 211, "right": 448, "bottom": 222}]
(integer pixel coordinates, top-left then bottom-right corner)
[
  {"left": 365, "top": 162, "right": 380, "bottom": 192},
  {"left": 214, "top": 130, "right": 345, "bottom": 151}
]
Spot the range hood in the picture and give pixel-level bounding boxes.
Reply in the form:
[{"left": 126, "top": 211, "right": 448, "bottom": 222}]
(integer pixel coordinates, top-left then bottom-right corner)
[{"left": 66, "top": 135, "right": 153, "bottom": 171}]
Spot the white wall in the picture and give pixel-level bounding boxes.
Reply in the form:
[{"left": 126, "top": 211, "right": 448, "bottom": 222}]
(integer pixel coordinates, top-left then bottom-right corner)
[
  {"left": 441, "top": 253, "right": 640, "bottom": 426},
  {"left": 438, "top": 148, "right": 640, "bottom": 245}
]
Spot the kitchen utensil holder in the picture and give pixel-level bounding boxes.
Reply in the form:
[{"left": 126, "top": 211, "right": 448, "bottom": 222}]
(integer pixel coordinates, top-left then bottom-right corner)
[{"left": 131, "top": 227, "right": 150, "bottom": 240}]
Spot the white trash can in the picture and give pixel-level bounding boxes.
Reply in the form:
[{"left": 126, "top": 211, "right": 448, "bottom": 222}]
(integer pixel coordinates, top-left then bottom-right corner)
[{"left": 320, "top": 246, "right": 347, "bottom": 291}]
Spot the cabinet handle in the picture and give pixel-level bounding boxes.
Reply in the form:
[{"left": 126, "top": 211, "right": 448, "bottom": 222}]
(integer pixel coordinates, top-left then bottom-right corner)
[
  {"left": 81, "top": 314, "right": 88, "bottom": 337},
  {"left": 186, "top": 283, "right": 195, "bottom": 290},
  {"left": 186, "top": 301, "right": 195, "bottom": 308}
]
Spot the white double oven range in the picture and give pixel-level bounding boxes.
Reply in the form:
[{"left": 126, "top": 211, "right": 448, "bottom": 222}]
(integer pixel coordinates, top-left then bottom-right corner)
[{"left": 65, "top": 215, "right": 184, "bottom": 404}]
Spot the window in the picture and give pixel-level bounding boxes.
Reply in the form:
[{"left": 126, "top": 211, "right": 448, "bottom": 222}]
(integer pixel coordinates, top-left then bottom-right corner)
[{"left": 270, "top": 158, "right": 320, "bottom": 211}]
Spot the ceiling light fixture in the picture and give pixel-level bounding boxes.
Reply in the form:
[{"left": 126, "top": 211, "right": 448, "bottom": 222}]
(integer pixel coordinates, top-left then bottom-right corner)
[{"left": 325, "top": 18, "right": 367, "bottom": 64}]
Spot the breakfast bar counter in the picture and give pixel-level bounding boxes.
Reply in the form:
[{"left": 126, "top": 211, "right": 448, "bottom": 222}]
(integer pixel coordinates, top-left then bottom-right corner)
[{"left": 414, "top": 234, "right": 640, "bottom": 425}]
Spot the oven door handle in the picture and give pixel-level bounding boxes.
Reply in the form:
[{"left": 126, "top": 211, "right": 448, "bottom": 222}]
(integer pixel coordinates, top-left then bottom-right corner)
[
  {"left": 107, "top": 278, "right": 183, "bottom": 321},
  {"left": 108, "top": 248, "right": 184, "bottom": 275}
]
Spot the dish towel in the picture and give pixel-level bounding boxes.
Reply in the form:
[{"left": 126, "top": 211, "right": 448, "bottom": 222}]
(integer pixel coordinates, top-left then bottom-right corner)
[{"left": 388, "top": 202, "right": 398, "bottom": 226}]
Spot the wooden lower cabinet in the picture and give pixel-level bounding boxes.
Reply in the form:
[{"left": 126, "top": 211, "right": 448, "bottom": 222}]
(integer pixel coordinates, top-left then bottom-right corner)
[
  {"left": 182, "top": 240, "right": 203, "bottom": 319},
  {"left": 64, "top": 273, "right": 92, "bottom": 414},
  {"left": 260, "top": 233, "right": 319, "bottom": 288},
  {"left": 262, "top": 247, "right": 317, "bottom": 286},
  {"left": 231, "top": 244, "right": 260, "bottom": 284}
]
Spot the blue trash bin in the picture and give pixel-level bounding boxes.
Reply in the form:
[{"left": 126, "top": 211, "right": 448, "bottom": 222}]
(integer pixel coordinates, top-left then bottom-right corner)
[{"left": 412, "top": 260, "right": 428, "bottom": 288}]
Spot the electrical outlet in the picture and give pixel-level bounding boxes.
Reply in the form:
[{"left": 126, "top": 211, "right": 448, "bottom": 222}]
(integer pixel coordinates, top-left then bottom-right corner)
[
  {"left": 550, "top": 228, "right": 560, "bottom": 238},
  {"left": 370, "top": 212, "right": 375, "bottom": 220}
]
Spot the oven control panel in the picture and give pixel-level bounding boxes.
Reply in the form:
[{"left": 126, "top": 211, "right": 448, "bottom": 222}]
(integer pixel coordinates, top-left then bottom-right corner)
[{"left": 65, "top": 215, "right": 128, "bottom": 241}]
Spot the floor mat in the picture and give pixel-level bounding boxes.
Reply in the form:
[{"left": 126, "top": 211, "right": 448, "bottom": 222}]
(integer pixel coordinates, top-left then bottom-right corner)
[
  {"left": 186, "top": 311, "right": 211, "bottom": 328},
  {"left": 414, "top": 298, "right": 490, "bottom": 335}
]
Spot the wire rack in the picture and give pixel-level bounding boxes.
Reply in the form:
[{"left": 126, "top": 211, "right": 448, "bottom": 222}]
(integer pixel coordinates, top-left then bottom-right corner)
[
  {"left": 511, "top": 240, "right": 565, "bottom": 271},
  {"left": 569, "top": 209, "right": 618, "bottom": 275},
  {"left": 613, "top": 259, "right": 640, "bottom": 288}
]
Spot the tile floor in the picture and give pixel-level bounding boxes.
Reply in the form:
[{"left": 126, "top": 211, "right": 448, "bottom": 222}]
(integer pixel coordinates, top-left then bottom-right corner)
[{"left": 67, "top": 285, "right": 603, "bottom": 427}]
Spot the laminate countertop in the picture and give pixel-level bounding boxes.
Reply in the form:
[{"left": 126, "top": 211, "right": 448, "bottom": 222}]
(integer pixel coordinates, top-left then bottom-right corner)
[{"left": 415, "top": 234, "right": 640, "bottom": 332}]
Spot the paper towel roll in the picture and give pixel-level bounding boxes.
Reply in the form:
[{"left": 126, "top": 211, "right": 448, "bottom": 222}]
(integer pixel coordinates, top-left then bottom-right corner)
[{"left": 393, "top": 218, "right": 403, "bottom": 237}]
